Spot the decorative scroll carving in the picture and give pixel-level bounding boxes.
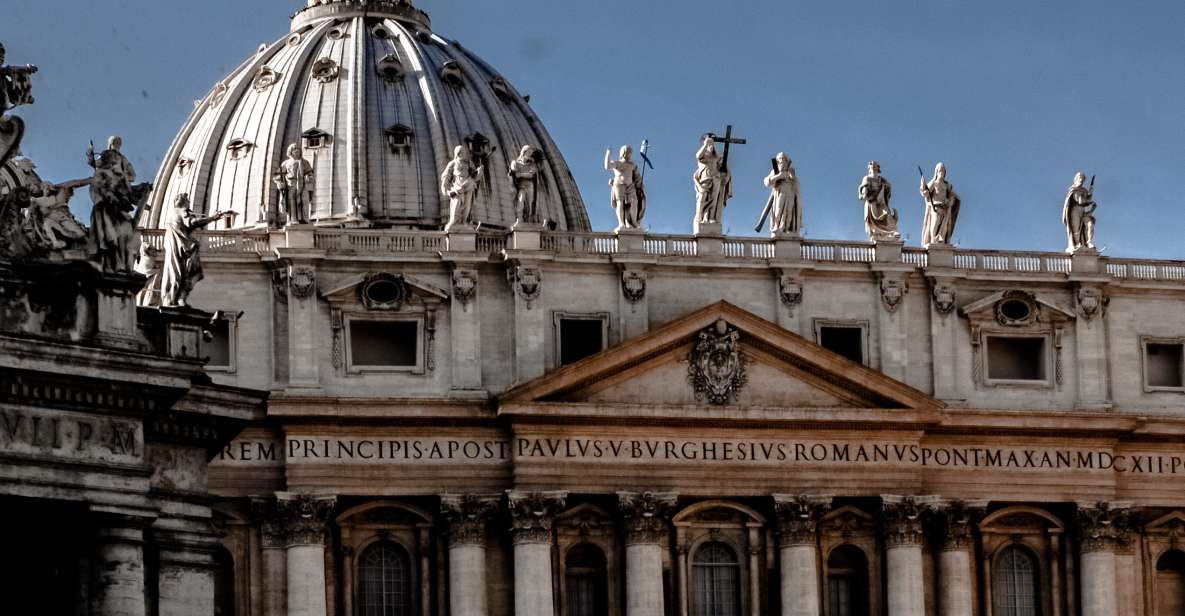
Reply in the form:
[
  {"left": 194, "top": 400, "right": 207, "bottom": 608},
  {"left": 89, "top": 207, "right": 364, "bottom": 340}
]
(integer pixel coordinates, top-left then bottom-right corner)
[
  {"left": 882, "top": 496, "right": 928, "bottom": 548},
  {"left": 995, "top": 291, "right": 1038, "bottom": 327},
  {"left": 932, "top": 282, "right": 956, "bottom": 316},
  {"left": 880, "top": 277, "right": 908, "bottom": 313},
  {"left": 617, "top": 491, "right": 678, "bottom": 545},
  {"left": 507, "top": 490, "right": 567, "bottom": 545},
  {"left": 275, "top": 493, "right": 337, "bottom": 546},
  {"left": 1077, "top": 502, "right": 1134, "bottom": 553},
  {"left": 252, "top": 66, "right": 281, "bottom": 92},
  {"left": 330, "top": 308, "right": 344, "bottom": 370},
  {"left": 688, "top": 319, "right": 747, "bottom": 405},
  {"left": 1077, "top": 287, "right": 1108, "bottom": 321},
  {"left": 452, "top": 269, "right": 478, "bottom": 309},
  {"left": 935, "top": 501, "right": 981, "bottom": 551},
  {"left": 311, "top": 58, "right": 340, "bottom": 83},
  {"left": 509, "top": 266, "right": 542, "bottom": 305},
  {"left": 289, "top": 265, "right": 316, "bottom": 299},
  {"left": 778, "top": 274, "right": 803, "bottom": 312},
  {"left": 621, "top": 269, "right": 646, "bottom": 303},
  {"left": 441, "top": 494, "right": 500, "bottom": 547},
  {"left": 359, "top": 273, "right": 408, "bottom": 310},
  {"left": 773, "top": 495, "right": 828, "bottom": 547}
]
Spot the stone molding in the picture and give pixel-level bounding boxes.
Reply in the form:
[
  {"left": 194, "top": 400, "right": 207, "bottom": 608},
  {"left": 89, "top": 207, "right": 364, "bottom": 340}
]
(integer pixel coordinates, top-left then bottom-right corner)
[
  {"left": 1077, "top": 502, "right": 1134, "bottom": 553},
  {"left": 617, "top": 491, "right": 678, "bottom": 545},
  {"left": 275, "top": 493, "right": 337, "bottom": 547},
  {"left": 882, "top": 495, "right": 933, "bottom": 548},
  {"left": 772, "top": 494, "right": 829, "bottom": 547},
  {"left": 440, "top": 493, "right": 500, "bottom": 547},
  {"left": 507, "top": 490, "right": 567, "bottom": 545}
]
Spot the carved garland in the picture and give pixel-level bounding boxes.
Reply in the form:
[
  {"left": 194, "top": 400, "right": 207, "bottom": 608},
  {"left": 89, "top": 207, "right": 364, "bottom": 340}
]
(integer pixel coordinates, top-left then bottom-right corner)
[{"left": 687, "top": 319, "right": 748, "bottom": 405}]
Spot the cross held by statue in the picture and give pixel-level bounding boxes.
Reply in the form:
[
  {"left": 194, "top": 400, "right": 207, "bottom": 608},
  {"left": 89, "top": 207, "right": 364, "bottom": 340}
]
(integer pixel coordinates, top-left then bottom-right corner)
[{"left": 705, "top": 125, "right": 746, "bottom": 171}]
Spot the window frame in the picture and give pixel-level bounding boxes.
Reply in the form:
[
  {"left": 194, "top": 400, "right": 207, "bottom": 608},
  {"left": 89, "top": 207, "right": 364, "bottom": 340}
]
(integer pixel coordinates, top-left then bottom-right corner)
[
  {"left": 981, "top": 331, "right": 1053, "bottom": 388},
  {"left": 344, "top": 315, "right": 425, "bottom": 375},
  {"left": 204, "top": 312, "right": 239, "bottom": 373},
  {"left": 812, "top": 319, "right": 871, "bottom": 366},
  {"left": 990, "top": 544, "right": 1041, "bottom": 616},
  {"left": 1141, "top": 336, "right": 1185, "bottom": 393},
  {"left": 552, "top": 311, "right": 610, "bottom": 369},
  {"left": 356, "top": 540, "right": 414, "bottom": 616},
  {"left": 690, "top": 541, "right": 743, "bottom": 616}
]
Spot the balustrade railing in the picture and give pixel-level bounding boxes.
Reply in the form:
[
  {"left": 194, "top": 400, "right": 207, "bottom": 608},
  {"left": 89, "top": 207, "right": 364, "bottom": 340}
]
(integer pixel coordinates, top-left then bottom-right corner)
[
  {"left": 952, "top": 250, "right": 1071, "bottom": 274},
  {"left": 1105, "top": 259, "right": 1185, "bottom": 281},
  {"left": 542, "top": 232, "right": 618, "bottom": 255},
  {"left": 644, "top": 235, "right": 698, "bottom": 257},
  {"left": 800, "top": 241, "right": 876, "bottom": 263}
]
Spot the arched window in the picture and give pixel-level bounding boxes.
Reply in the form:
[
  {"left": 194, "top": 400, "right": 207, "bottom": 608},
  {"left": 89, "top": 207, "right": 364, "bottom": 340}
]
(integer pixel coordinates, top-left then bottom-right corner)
[
  {"left": 358, "top": 542, "right": 413, "bottom": 616},
  {"left": 1157, "top": 550, "right": 1185, "bottom": 615},
  {"left": 826, "top": 545, "right": 869, "bottom": 616},
  {"left": 692, "top": 542, "right": 741, "bottom": 616},
  {"left": 564, "top": 543, "right": 608, "bottom": 616},
  {"left": 992, "top": 546, "right": 1039, "bottom": 616},
  {"left": 213, "top": 547, "right": 235, "bottom": 616}
]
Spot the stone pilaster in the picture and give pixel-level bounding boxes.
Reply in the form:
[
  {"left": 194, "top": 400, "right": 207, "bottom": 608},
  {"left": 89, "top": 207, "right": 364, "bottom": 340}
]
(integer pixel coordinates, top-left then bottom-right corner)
[
  {"left": 276, "top": 493, "right": 336, "bottom": 616},
  {"left": 934, "top": 502, "right": 980, "bottom": 616},
  {"left": 773, "top": 495, "right": 828, "bottom": 616},
  {"left": 447, "top": 266, "right": 483, "bottom": 392},
  {"left": 507, "top": 490, "right": 567, "bottom": 616},
  {"left": 618, "top": 492, "right": 678, "bottom": 616},
  {"left": 881, "top": 496, "right": 927, "bottom": 616},
  {"left": 1077, "top": 502, "right": 1133, "bottom": 616},
  {"left": 91, "top": 513, "right": 151, "bottom": 616},
  {"left": 252, "top": 497, "right": 289, "bottom": 616},
  {"left": 441, "top": 494, "right": 500, "bottom": 616}
]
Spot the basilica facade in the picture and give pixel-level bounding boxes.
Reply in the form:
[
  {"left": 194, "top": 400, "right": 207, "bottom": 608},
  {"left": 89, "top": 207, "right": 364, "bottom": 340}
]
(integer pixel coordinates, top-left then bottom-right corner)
[{"left": 120, "top": 1, "right": 1185, "bottom": 616}]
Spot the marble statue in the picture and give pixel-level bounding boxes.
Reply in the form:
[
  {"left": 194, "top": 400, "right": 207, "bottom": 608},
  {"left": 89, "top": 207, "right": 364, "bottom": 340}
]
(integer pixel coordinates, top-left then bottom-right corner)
[
  {"left": 755, "top": 152, "right": 802, "bottom": 236},
  {"left": 859, "top": 161, "right": 899, "bottom": 241},
  {"left": 694, "top": 136, "right": 732, "bottom": 226},
  {"left": 274, "top": 143, "right": 314, "bottom": 225},
  {"left": 920, "top": 162, "right": 961, "bottom": 247},
  {"left": 160, "top": 193, "right": 233, "bottom": 308},
  {"left": 27, "top": 180, "right": 87, "bottom": 249},
  {"left": 1063, "top": 172, "right": 1097, "bottom": 252},
  {"left": 88, "top": 136, "right": 151, "bottom": 273},
  {"left": 604, "top": 145, "right": 645, "bottom": 230},
  {"left": 440, "top": 145, "right": 482, "bottom": 230},
  {"left": 0, "top": 42, "right": 38, "bottom": 171},
  {"left": 509, "top": 145, "right": 542, "bottom": 225}
]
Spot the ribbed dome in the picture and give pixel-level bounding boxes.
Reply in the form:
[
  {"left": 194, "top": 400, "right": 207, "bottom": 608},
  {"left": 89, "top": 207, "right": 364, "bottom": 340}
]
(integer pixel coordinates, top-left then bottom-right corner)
[{"left": 146, "top": 0, "right": 589, "bottom": 231}]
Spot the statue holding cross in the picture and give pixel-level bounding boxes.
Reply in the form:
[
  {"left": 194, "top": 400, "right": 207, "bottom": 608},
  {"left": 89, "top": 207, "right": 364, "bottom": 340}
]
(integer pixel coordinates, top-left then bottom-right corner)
[{"left": 694, "top": 126, "right": 745, "bottom": 230}]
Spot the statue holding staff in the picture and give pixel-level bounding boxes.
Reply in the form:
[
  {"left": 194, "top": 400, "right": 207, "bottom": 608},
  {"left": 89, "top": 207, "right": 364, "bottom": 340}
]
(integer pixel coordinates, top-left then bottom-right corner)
[
  {"left": 160, "top": 193, "right": 233, "bottom": 307},
  {"left": 694, "top": 136, "right": 732, "bottom": 225},
  {"left": 87, "top": 136, "right": 152, "bottom": 273},
  {"left": 604, "top": 144, "right": 645, "bottom": 230},
  {"left": 1063, "top": 171, "right": 1097, "bottom": 252},
  {"left": 755, "top": 152, "right": 802, "bottom": 236},
  {"left": 919, "top": 162, "right": 961, "bottom": 247}
]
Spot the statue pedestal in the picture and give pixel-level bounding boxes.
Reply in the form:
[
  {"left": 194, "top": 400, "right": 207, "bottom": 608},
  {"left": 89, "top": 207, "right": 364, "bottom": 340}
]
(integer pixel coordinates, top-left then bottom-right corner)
[
  {"left": 926, "top": 244, "right": 955, "bottom": 268},
  {"left": 510, "top": 223, "right": 544, "bottom": 251},
  {"left": 1070, "top": 248, "right": 1101, "bottom": 274},
  {"left": 875, "top": 240, "right": 904, "bottom": 264},
  {"left": 772, "top": 233, "right": 802, "bottom": 261},
  {"left": 615, "top": 227, "right": 646, "bottom": 253},
  {"left": 694, "top": 221, "right": 724, "bottom": 257},
  {"left": 283, "top": 224, "right": 317, "bottom": 249},
  {"left": 446, "top": 228, "right": 477, "bottom": 252}
]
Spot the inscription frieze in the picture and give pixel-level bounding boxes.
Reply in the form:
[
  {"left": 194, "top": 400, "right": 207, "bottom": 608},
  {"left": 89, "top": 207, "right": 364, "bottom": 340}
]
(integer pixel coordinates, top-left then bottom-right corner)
[{"left": 0, "top": 407, "right": 140, "bottom": 465}]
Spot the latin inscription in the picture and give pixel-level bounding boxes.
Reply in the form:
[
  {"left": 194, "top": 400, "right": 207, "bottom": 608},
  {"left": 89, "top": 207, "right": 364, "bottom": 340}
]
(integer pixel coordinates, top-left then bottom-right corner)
[
  {"left": 214, "top": 436, "right": 1185, "bottom": 476},
  {"left": 0, "top": 408, "right": 141, "bottom": 464}
]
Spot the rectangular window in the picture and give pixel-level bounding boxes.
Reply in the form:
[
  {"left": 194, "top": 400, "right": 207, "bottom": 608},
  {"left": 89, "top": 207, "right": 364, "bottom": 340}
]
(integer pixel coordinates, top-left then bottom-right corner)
[
  {"left": 1144, "top": 339, "right": 1185, "bottom": 391},
  {"left": 986, "top": 336, "right": 1046, "bottom": 382},
  {"left": 349, "top": 320, "right": 420, "bottom": 371},
  {"left": 558, "top": 317, "right": 607, "bottom": 366},
  {"left": 817, "top": 323, "right": 867, "bottom": 365},
  {"left": 203, "top": 314, "right": 237, "bottom": 373}
]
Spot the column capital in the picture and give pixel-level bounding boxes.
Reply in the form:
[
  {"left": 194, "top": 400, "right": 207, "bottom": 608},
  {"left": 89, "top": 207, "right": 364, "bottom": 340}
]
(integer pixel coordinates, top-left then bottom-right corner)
[
  {"left": 441, "top": 493, "right": 501, "bottom": 547},
  {"left": 772, "top": 494, "right": 829, "bottom": 547},
  {"left": 275, "top": 492, "right": 337, "bottom": 547},
  {"left": 617, "top": 491, "right": 678, "bottom": 545},
  {"left": 1077, "top": 501, "right": 1135, "bottom": 553},
  {"left": 250, "top": 496, "right": 289, "bottom": 548},
  {"left": 881, "top": 495, "right": 938, "bottom": 548},
  {"left": 933, "top": 500, "right": 986, "bottom": 552},
  {"left": 507, "top": 490, "right": 567, "bottom": 545}
]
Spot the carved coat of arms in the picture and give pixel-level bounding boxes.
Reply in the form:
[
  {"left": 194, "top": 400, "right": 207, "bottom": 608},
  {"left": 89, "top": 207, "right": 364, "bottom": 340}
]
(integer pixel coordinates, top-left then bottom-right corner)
[{"left": 688, "top": 319, "right": 747, "bottom": 405}]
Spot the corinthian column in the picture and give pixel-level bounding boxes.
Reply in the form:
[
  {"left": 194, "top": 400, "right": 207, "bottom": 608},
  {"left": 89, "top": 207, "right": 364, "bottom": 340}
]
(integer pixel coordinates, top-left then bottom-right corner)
[
  {"left": 619, "top": 492, "right": 678, "bottom": 616},
  {"left": 507, "top": 490, "right": 568, "bottom": 616},
  {"left": 882, "top": 496, "right": 928, "bottom": 616},
  {"left": 276, "top": 493, "right": 337, "bottom": 616},
  {"left": 441, "top": 494, "right": 501, "bottom": 616},
  {"left": 773, "top": 495, "right": 828, "bottom": 616},
  {"left": 1077, "top": 502, "right": 1132, "bottom": 616},
  {"left": 935, "top": 502, "right": 982, "bottom": 616}
]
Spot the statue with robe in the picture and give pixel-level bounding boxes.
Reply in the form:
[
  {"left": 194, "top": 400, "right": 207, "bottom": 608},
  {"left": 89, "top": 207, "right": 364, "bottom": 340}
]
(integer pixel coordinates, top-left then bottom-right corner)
[
  {"left": 88, "top": 136, "right": 151, "bottom": 273},
  {"left": 604, "top": 144, "right": 645, "bottom": 230},
  {"left": 273, "top": 143, "right": 313, "bottom": 225},
  {"left": 509, "top": 145, "right": 542, "bottom": 225},
  {"left": 756, "top": 152, "right": 802, "bottom": 236},
  {"left": 694, "top": 136, "right": 732, "bottom": 226},
  {"left": 440, "top": 145, "right": 482, "bottom": 230},
  {"left": 27, "top": 180, "right": 87, "bottom": 249},
  {"left": 920, "top": 162, "right": 961, "bottom": 247},
  {"left": 0, "top": 42, "right": 38, "bottom": 171},
  {"left": 1063, "top": 172, "right": 1097, "bottom": 252},
  {"left": 160, "top": 193, "right": 232, "bottom": 307},
  {"left": 859, "top": 161, "right": 899, "bottom": 241}
]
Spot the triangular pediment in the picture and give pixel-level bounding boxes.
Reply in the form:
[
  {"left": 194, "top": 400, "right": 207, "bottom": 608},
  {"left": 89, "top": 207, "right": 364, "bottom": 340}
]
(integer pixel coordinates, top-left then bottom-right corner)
[{"left": 501, "top": 301, "right": 943, "bottom": 411}]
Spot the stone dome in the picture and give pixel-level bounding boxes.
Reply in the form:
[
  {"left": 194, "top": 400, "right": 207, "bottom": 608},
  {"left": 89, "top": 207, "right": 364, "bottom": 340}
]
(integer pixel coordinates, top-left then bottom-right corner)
[{"left": 145, "top": 0, "right": 589, "bottom": 231}]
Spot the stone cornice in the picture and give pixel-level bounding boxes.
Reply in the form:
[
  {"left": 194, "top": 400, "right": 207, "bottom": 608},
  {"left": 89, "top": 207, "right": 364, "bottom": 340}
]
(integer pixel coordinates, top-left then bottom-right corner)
[
  {"left": 440, "top": 494, "right": 500, "bottom": 547},
  {"left": 275, "top": 492, "right": 337, "bottom": 546},
  {"left": 618, "top": 491, "right": 678, "bottom": 545},
  {"left": 507, "top": 490, "right": 567, "bottom": 545},
  {"left": 1077, "top": 502, "right": 1135, "bottom": 553},
  {"left": 772, "top": 494, "right": 829, "bottom": 547}
]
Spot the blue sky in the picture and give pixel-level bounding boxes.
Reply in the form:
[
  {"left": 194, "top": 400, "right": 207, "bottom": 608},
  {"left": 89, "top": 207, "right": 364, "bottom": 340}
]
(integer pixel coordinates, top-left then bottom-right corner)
[{"left": 5, "top": 0, "right": 1184, "bottom": 257}]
